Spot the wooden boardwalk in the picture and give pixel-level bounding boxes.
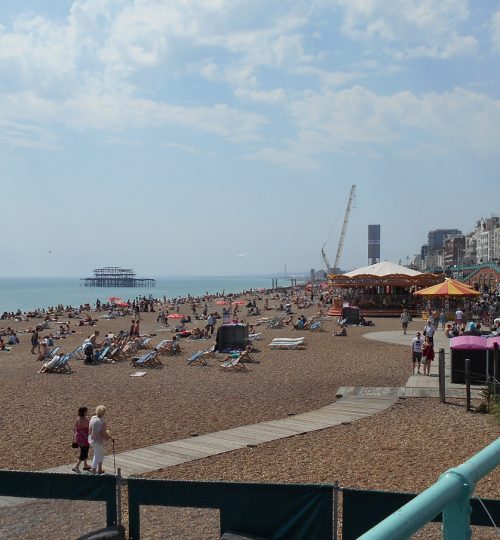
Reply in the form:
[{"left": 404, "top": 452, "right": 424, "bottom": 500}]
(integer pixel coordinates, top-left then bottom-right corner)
[
  {"left": 53, "top": 388, "right": 398, "bottom": 478},
  {"left": 364, "top": 330, "right": 482, "bottom": 399},
  {"left": 0, "top": 388, "right": 399, "bottom": 508}
]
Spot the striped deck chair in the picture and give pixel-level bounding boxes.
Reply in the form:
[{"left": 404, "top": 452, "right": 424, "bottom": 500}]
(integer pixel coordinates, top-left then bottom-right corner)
[
  {"left": 154, "top": 339, "right": 170, "bottom": 354},
  {"left": 219, "top": 353, "right": 248, "bottom": 372},
  {"left": 39, "top": 354, "right": 71, "bottom": 373},
  {"left": 248, "top": 333, "right": 263, "bottom": 341},
  {"left": 187, "top": 351, "right": 208, "bottom": 366},
  {"left": 131, "top": 351, "right": 162, "bottom": 368},
  {"left": 309, "top": 321, "right": 326, "bottom": 332},
  {"left": 267, "top": 317, "right": 284, "bottom": 329},
  {"left": 138, "top": 336, "right": 153, "bottom": 349},
  {"left": 94, "top": 346, "right": 111, "bottom": 363}
]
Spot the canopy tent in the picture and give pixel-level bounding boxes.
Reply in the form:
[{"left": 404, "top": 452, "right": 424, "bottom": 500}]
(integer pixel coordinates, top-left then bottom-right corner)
[
  {"left": 327, "top": 260, "right": 441, "bottom": 317},
  {"left": 328, "top": 261, "right": 439, "bottom": 288},
  {"left": 413, "top": 278, "right": 480, "bottom": 297},
  {"left": 342, "top": 261, "right": 422, "bottom": 278}
]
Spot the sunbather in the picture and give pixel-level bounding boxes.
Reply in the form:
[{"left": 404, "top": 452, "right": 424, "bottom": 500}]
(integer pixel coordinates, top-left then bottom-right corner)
[{"left": 334, "top": 323, "right": 347, "bottom": 337}]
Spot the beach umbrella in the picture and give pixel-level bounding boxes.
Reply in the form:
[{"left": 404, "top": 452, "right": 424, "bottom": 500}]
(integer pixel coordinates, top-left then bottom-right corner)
[
  {"left": 115, "top": 301, "right": 128, "bottom": 308},
  {"left": 413, "top": 278, "right": 480, "bottom": 297},
  {"left": 233, "top": 300, "right": 246, "bottom": 305},
  {"left": 216, "top": 300, "right": 228, "bottom": 305},
  {"left": 108, "top": 296, "right": 123, "bottom": 302},
  {"left": 167, "top": 313, "right": 184, "bottom": 319}
]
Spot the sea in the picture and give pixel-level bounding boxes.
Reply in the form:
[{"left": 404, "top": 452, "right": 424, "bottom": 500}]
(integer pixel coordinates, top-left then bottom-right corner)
[{"left": 0, "top": 276, "right": 279, "bottom": 313}]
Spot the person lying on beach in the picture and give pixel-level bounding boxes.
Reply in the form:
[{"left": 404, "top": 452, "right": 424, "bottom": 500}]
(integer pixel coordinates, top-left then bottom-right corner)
[{"left": 39, "top": 354, "right": 62, "bottom": 373}]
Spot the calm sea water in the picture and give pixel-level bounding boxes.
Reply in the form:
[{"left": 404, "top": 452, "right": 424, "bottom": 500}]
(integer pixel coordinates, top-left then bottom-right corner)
[{"left": 0, "top": 276, "right": 277, "bottom": 313}]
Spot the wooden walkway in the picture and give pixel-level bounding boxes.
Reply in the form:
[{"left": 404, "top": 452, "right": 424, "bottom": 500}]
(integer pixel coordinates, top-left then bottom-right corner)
[
  {"left": 364, "top": 330, "right": 482, "bottom": 399},
  {"left": 56, "top": 387, "right": 398, "bottom": 478},
  {"left": 0, "top": 388, "right": 399, "bottom": 508}
]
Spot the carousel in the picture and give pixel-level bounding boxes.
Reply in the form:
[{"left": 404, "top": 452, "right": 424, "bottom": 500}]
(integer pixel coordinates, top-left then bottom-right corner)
[{"left": 327, "top": 261, "right": 442, "bottom": 318}]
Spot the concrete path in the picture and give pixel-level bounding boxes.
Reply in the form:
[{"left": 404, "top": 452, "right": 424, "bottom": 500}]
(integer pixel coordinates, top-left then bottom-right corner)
[{"left": 364, "top": 329, "right": 481, "bottom": 398}]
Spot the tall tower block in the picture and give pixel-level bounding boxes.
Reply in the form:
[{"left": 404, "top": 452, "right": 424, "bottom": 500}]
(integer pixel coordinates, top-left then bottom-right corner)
[{"left": 368, "top": 225, "right": 381, "bottom": 265}]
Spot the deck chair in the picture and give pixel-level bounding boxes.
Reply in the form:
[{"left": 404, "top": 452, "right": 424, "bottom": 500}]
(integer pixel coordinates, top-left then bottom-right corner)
[
  {"left": 131, "top": 351, "right": 162, "bottom": 368},
  {"left": 94, "top": 346, "right": 110, "bottom": 363},
  {"left": 39, "top": 354, "right": 71, "bottom": 373},
  {"left": 309, "top": 321, "right": 325, "bottom": 332},
  {"left": 47, "top": 346, "right": 61, "bottom": 358},
  {"left": 72, "top": 345, "right": 84, "bottom": 360},
  {"left": 187, "top": 351, "right": 208, "bottom": 366},
  {"left": 200, "top": 344, "right": 216, "bottom": 358},
  {"left": 240, "top": 348, "right": 259, "bottom": 364},
  {"left": 267, "top": 317, "right": 284, "bottom": 329},
  {"left": 219, "top": 354, "right": 248, "bottom": 372},
  {"left": 154, "top": 339, "right": 170, "bottom": 354},
  {"left": 138, "top": 336, "right": 153, "bottom": 349},
  {"left": 248, "top": 333, "right": 262, "bottom": 341}
]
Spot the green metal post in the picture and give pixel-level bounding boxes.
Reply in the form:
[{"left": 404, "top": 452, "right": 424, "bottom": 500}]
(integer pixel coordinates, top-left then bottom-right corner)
[{"left": 358, "top": 438, "right": 500, "bottom": 540}]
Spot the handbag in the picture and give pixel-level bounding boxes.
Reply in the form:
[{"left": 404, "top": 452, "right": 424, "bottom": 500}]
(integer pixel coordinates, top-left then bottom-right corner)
[{"left": 72, "top": 441, "right": 78, "bottom": 449}]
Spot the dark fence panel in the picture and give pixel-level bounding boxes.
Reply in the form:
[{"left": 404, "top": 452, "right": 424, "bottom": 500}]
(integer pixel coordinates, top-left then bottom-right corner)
[
  {"left": 0, "top": 470, "right": 117, "bottom": 526},
  {"left": 342, "top": 488, "right": 500, "bottom": 539},
  {"left": 128, "top": 478, "right": 333, "bottom": 540}
]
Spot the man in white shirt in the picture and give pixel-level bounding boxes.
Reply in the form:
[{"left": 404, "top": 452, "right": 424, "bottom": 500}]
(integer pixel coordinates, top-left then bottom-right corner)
[
  {"left": 411, "top": 332, "right": 423, "bottom": 374},
  {"left": 424, "top": 320, "right": 435, "bottom": 345}
]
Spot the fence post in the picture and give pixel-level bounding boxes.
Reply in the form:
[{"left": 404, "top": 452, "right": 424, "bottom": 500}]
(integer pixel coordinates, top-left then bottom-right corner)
[
  {"left": 465, "top": 359, "right": 471, "bottom": 412},
  {"left": 442, "top": 472, "right": 472, "bottom": 540},
  {"left": 439, "top": 348, "right": 446, "bottom": 403},
  {"left": 116, "top": 467, "right": 122, "bottom": 527},
  {"left": 333, "top": 481, "right": 339, "bottom": 540},
  {"left": 493, "top": 344, "right": 499, "bottom": 399}
]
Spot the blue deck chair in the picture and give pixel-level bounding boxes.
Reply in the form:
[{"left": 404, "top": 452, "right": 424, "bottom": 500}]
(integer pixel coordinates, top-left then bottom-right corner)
[
  {"left": 94, "top": 346, "right": 110, "bottom": 363},
  {"left": 187, "top": 351, "right": 208, "bottom": 366}
]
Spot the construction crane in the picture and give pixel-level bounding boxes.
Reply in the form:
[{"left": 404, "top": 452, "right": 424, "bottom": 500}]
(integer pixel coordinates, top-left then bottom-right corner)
[
  {"left": 321, "top": 243, "right": 331, "bottom": 274},
  {"left": 333, "top": 184, "right": 356, "bottom": 273}
]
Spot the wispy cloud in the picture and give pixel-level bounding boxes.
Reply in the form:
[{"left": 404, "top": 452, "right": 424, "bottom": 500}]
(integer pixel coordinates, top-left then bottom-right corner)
[
  {"left": 163, "top": 141, "right": 215, "bottom": 156},
  {"left": 492, "top": 11, "right": 500, "bottom": 53}
]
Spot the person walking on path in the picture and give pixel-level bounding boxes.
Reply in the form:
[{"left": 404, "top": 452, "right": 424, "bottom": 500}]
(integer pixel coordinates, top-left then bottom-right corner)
[
  {"left": 411, "top": 331, "right": 423, "bottom": 374},
  {"left": 439, "top": 310, "right": 446, "bottom": 330},
  {"left": 72, "top": 407, "right": 91, "bottom": 473},
  {"left": 88, "top": 405, "right": 113, "bottom": 475},
  {"left": 421, "top": 337, "right": 435, "bottom": 376},
  {"left": 423, "top": 319, "right": 435, "bottom": 345},
  {"left": 400, "top": 309, "right": 411, "bottom": 335}
]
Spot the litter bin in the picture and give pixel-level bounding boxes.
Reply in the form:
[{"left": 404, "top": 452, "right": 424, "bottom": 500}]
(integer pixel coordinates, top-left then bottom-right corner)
[{"left": 450, "top": 336, "right": 487, "bottom": 384}]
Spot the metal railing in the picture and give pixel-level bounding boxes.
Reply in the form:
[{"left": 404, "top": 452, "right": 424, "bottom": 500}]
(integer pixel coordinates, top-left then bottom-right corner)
[{"left": 358, "top": 437, "right": 500, "bottom": 539}]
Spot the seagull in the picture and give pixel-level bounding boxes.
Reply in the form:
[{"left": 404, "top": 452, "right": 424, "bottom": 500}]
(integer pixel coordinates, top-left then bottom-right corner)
[{"left": 236, "top": 253, "right": 248, "bottom": 257}]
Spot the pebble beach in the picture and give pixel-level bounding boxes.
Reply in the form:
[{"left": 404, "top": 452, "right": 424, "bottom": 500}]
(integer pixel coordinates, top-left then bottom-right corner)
[{"left": 0, "top": 291, "right": 498, "bottom": 539}]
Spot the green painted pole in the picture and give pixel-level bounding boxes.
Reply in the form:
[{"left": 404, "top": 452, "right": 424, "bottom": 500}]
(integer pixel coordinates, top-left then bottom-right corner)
[{"left": 358, "top": 437, "right": 500, "bottom": 540}]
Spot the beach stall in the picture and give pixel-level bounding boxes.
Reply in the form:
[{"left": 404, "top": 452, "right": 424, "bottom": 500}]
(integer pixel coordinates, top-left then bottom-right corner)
[
  {"left": 327, "top": 261, "right": 440, "bottom": 317},
  {"left": 413, "top": 277, "right": 481, "bottom": 321},
  {"left": 215, "top": 324, "right": 249, "bottom": 352}
]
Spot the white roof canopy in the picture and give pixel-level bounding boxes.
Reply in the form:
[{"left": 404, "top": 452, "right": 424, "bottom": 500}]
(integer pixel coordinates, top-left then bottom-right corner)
[{"left": 343, "top": 261, "right": 422, "bottom": 278}]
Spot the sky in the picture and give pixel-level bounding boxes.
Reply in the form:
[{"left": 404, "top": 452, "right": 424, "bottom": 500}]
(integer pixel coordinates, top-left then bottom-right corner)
[{"left": 1, "top": 0, "right": 499, "bottom": 277}]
